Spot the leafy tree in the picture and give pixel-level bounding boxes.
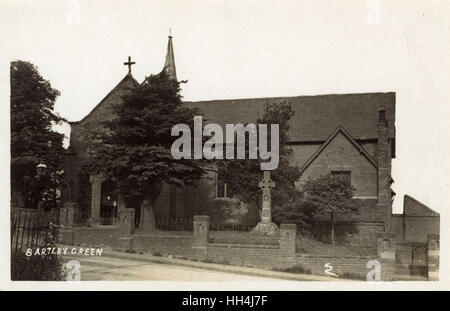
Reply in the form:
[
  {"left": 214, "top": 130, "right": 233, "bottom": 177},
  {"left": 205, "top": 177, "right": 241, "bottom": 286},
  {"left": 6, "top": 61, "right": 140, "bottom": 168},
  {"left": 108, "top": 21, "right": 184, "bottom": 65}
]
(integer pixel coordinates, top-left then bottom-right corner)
[
  {"left": 87, "top": 71, "right": 206, "bottom": 229},
  {"left": 222, "top": 102, "right": 310, "bottom": 228},
  {"left": 303, "top": 173, "right": 357, "bottom": 245},
  {"left": 10, "top": 60, "right": 65, "bottom": 209}
]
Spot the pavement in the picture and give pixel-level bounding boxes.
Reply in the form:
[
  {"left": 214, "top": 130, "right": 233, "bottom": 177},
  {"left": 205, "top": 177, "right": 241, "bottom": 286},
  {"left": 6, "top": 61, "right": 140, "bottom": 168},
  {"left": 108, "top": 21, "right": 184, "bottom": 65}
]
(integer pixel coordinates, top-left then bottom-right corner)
[{"left": 58, "top": 244, "right": 343, "bottom": 282}]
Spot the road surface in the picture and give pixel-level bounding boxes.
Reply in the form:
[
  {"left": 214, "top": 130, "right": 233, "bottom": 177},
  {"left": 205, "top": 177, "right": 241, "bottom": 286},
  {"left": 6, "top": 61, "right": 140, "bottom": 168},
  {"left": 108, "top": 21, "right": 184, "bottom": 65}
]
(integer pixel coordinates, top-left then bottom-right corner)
[{"left": 63, "top": 255, "right": 287, "bottom": 281}]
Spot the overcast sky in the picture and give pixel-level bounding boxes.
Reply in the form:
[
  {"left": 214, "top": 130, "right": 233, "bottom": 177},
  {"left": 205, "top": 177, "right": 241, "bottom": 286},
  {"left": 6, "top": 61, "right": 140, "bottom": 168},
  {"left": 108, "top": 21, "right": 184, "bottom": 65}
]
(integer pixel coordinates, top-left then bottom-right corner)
[{"left": 2, "top": 0, "right": 449, "bottom": 215}]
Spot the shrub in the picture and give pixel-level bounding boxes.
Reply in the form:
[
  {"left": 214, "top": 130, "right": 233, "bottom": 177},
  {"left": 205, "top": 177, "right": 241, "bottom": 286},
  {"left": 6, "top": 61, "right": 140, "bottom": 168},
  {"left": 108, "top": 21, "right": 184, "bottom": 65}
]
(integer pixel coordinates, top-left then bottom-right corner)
[
  {"left": 11, "top": 225, "right": 64, "bottom": 281},
  {"left": 11, "top": 250, "right": 63, "bottom": 281},
  {"left": 272, "top": 199, "right": 315, "bottom": 234}
]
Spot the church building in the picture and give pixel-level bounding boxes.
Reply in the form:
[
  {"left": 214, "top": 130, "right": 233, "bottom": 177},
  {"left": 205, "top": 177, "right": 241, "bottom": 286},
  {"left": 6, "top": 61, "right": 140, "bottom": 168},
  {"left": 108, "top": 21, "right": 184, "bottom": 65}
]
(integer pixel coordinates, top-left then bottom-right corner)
[{"left": 64, "top": 35, "right": 437, "bottom": 248}]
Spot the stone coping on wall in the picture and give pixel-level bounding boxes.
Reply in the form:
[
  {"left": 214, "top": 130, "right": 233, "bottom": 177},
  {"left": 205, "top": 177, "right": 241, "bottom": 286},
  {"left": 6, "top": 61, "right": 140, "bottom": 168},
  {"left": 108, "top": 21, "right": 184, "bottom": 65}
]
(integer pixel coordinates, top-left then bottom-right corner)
[
  {"left": 208, "top": 243, "right": 280, "bottom": 250},
  {"left": 296, "top": 254, "right": 373, "bottom": 260},
  {"left": 74, "top": 225, "right": 117, "bottom": 229},
  {"left": 133, "top": 230, "right": 193, "bottom": 238}
]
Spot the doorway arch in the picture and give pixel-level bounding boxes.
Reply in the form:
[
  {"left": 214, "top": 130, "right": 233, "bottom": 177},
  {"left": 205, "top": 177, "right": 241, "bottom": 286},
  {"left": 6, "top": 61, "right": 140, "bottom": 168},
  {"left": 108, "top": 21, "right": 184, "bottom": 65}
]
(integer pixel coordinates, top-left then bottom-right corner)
[{"left": 100, "top": 179, "right": 118, "bottom": 225}]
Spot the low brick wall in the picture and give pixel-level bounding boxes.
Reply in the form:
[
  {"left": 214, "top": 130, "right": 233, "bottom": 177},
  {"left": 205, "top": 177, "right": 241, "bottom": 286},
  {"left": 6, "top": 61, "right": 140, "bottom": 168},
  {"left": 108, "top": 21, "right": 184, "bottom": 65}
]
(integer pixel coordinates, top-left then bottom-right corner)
[
  {"left": 71, "top": 226, "right": 119, "bottom": 248},
  {"left": 204, "top": 223, "right": 297, "bottom": 268},
  {"left": 131, "top": 233, "right": 203, "bottom": 259},
  {"left": 58, "top": 212, "right": 403, "bottom": 280},
  {"left": 208, "top": 231, "right": 279, "bottom": 245},
  {"left": 206, "top": 243, "right": 286, "bottom": 268}
]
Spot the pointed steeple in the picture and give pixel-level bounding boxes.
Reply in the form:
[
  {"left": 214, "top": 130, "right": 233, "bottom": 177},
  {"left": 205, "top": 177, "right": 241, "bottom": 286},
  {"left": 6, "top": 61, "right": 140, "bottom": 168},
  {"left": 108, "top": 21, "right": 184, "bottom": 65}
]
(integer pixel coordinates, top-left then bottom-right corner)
[{"left": 163, "top": 30, "right": 177, "bottom": 81}]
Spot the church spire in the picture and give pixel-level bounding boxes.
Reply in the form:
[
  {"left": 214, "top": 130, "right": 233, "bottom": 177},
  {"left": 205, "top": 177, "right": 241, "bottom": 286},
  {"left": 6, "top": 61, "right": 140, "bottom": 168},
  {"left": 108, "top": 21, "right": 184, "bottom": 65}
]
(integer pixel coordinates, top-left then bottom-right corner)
[{"left": 163, "top": 30, "right": 177, "bottom": 81}]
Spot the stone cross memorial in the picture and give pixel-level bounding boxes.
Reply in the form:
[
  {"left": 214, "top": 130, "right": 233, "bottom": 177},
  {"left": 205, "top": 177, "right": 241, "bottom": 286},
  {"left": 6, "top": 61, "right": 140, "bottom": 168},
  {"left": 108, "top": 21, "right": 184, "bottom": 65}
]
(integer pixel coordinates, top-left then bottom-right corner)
[
  {"left": 259, "top": 170, "right": 275, "bottom": 222},
  {"left": 253, "top": 170, "right": 279, "bottom": 235}
]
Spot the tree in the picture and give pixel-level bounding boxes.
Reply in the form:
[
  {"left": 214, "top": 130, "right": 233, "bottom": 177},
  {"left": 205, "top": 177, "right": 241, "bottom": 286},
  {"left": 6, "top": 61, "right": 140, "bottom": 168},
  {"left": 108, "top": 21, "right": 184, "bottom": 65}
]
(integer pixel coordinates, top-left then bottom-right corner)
[
  {"left": 87, "top": 71, "right": 206, "bottom": 229},
  {"left": 303, "top": 173, "right": 357, "bottom": 245},
  {"left": 10, "top": 60, "right": 65, "bottom": 209},
  {"left": 222, "top": 102, "right": 310, "bottom": 228}
]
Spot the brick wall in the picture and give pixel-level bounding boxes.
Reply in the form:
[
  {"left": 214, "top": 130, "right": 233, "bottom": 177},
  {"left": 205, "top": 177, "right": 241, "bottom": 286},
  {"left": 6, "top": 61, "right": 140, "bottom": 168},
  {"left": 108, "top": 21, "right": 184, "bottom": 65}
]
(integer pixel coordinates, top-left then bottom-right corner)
[
  {"left": 60, "top": 219, "right": 401, "bottom": 280},
  {"left": 359, "top": 141, "right": 377, "bottom": 159},
  {"left": 395, "top": 243, "right": 412, "bottom": 265},
  {"left": 294, "top": 130, "right": 387, "bottom": 241},
  {"left": 131, "top": 233, "right": 205, "bottom": 259},
  {"left": 376, "top": 108, "right": 392, "bottom": 232},
  {"left": 206, "top": 224, "right": 297, "bottom": 268},
  {"left": 289, "top": 141, "right": 378, "bottom": 172},
  {"left": 392, "top": 195, "right": 440, "bottom": 243},
  {"left": 427, "top": 234, "right": 439, "bottom": 281},
  {"left": 404, "top": 216, "right": 440, "bottom": 243},
  {"left": 289, "top": 143, "right": 321, "bottom": 169},
  {"left": 72, "top": 226, "right": 119, "bottom": 248},
  {"left": 358, "top": 199, "right": 385, "bottom": 222},
  {"left": 207, "top": 243, "right": 286, "bottom": 268},
  {"left": 391, "top": 215, "right": 405, "bottom": 241},
  {"left": 297, "top": 131, "right": 378, "bottom": 198}
]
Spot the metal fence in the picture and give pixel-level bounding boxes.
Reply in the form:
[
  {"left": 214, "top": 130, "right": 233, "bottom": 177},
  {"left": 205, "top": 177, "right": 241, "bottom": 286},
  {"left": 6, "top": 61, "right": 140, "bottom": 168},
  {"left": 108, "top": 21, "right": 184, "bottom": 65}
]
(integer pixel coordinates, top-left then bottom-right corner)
[
  {"left": 11, "top": 209, "right": 59, "bottom": 253},
  {"left": 100, "top": 208, "right": 117, "bottom": 225},
  {"left": 155, "top": 218, "right": 193, "bottom": 231},
  {"left": 209, "top": 223, "right": 253, "bottom": 232},
  {"left": 153, "top": 218, "right": 254, "bottom": 232}
]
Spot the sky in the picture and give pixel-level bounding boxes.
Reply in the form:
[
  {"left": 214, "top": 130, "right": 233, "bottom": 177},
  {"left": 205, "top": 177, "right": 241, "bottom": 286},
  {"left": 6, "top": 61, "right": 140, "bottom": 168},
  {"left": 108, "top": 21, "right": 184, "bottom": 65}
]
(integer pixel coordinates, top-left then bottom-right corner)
[{"left": 1, "top": 0, "right": 449, "bottom": 215}]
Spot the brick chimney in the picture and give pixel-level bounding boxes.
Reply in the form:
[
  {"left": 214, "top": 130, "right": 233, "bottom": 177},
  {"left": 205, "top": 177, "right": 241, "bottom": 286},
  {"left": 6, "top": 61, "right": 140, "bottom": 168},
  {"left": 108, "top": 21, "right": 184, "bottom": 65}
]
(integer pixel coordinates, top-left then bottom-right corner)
[{"left": 377, "top": 108, "right": 392, "bottom": 232}]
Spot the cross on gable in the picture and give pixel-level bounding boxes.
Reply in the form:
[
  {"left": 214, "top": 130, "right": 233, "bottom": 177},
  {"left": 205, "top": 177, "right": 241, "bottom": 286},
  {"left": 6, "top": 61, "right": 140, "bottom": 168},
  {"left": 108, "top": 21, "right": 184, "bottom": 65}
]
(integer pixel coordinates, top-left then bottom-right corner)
[
  {"left": 259, "top": 171, "right": 275, "bottom": 190},
  {"left": 123, "top": 56, "right": 136, "bottom": 73}
]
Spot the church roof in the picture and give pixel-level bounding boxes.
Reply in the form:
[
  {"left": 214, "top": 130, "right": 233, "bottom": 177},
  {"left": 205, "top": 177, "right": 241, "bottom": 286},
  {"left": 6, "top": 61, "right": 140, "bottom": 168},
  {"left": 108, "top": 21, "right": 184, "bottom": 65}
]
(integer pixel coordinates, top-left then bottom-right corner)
[
  {"left": 71, "top": 73, "right": 139, "bottom": 124},
  {"left": 72, "top": 74, "right": 395, "bottom": 146},
  {"left": 184, "top": 92, "right": 395, "bottom": 143},
  {"left": 71, "top": 36, "right": 395, "bottom": 146}
]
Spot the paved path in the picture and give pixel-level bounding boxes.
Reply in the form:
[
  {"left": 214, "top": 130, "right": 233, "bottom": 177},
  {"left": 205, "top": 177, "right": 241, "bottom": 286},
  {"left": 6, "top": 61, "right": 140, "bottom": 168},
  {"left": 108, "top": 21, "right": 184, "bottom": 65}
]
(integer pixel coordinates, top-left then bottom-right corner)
[{"left": 63, "top": 255, "right": 290, "bottom": 281}]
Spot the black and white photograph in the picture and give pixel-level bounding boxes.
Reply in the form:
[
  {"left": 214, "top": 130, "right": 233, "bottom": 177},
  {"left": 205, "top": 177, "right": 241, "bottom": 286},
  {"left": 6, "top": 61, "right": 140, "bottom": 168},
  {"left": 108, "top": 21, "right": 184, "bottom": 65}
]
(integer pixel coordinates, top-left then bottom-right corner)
[{"left": 1, "top": 0, "right": 448, "bottom": 291}]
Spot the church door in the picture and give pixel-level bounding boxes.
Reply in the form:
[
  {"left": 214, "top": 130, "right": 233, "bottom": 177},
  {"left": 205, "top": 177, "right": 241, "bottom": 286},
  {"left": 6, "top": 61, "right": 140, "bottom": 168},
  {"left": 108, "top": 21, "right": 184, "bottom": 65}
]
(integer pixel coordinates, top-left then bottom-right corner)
[
  {"left": 100, "top": 179, "right": 118, "bottom": 225},
  {"left": 410, "top": 242, "right": 428, "bottom": 277}
]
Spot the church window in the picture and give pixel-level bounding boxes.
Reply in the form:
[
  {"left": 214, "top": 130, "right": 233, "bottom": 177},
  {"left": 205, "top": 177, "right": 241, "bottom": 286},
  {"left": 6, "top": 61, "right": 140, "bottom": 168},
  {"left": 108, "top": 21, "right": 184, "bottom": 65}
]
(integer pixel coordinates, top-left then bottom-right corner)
[
  {"left": 383, "top": 239, "right": 391, "bottom": 250},
  {"left": 216, "top": 162, "right": 233, "bottom": 198},
  {"left": 331, "top": 170, "right": 351, "bottom": 185}
]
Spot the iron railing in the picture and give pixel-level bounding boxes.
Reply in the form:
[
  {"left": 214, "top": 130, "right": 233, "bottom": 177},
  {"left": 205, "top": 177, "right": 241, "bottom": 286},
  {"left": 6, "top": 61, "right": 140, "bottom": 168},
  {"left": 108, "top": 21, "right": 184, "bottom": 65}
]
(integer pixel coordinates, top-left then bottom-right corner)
[
  {"left": 209, "top": 223, "right": 253, "bottom": 232},
  {"left": 11, "top": 209, "right": 59, "bottom": 253},
  {"left": 100, "top": 208, "right": 117, "bottom": 225},
  {"left": 155, "top": 218, "right": 193, "bottom": 231},
  {"left": 153, "top": 218, "right": 254, "bottom": 232}
]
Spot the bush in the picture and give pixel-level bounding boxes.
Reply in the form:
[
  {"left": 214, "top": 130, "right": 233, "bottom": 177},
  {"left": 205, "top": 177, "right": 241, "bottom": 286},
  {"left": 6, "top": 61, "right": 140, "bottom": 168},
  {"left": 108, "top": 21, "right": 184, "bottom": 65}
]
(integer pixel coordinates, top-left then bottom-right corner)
[
  {"left": 272, "top": 199, "right": 315, "bottom": 234},
  {"left": 11, "top": 250, "right": 63, "bottom": 281},
  {"left": 11, "top": 227, "right": 64, "bottom": 281}
]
